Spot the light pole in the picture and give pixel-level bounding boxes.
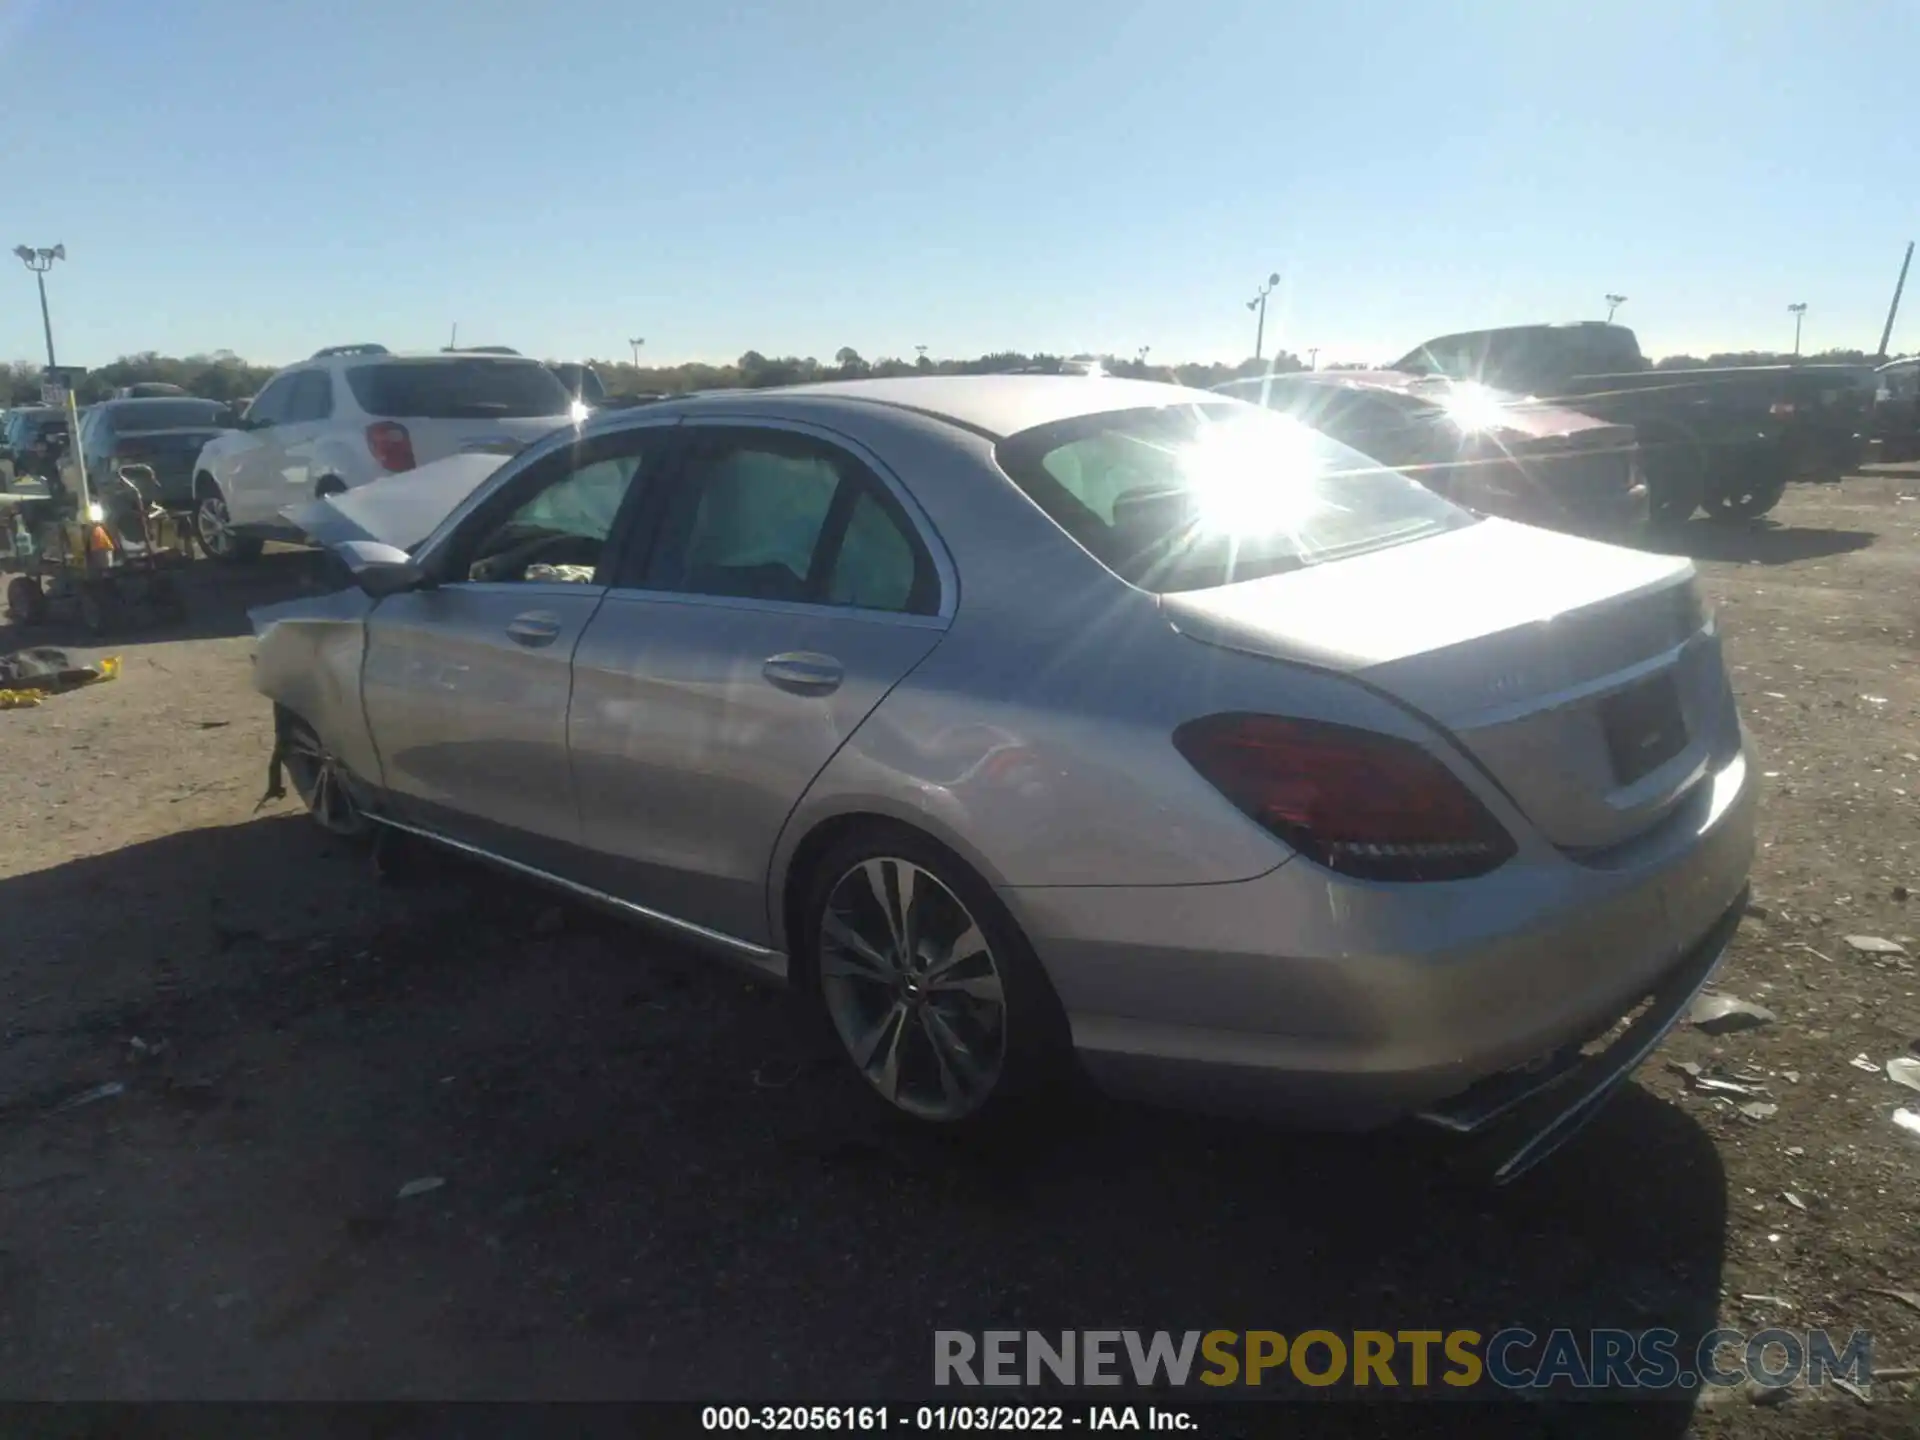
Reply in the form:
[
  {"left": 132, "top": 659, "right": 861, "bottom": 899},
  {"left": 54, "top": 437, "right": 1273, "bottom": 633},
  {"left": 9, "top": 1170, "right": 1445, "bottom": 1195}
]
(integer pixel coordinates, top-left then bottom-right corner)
[
  {"left": 13, "top": 244, "right": 65, "bottom": 368},
  {"left": 1788, "top": 303, "right": 1807, "bottom": 357},
  {"left": 1135, "top": 345, "right": 1150, "bottom": 366},
  {"left": 1246, "top": 271, "right": 1280, "bottom": 362},
  {"left": 1307, "top": 347, "right": 1319, "bottom": 371},
  {"left": 1605, "top": 293, "right": 1627, "bottom": 323},
  {"left": 628, "top": 336, "right": 645, "bottom": 368}
]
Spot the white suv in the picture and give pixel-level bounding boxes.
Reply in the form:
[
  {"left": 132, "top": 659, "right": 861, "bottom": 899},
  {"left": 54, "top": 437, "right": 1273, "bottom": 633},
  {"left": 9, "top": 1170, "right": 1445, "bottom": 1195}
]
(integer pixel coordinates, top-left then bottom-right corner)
[{"left": 190, "top": 344, "right": 582, "bottom": 562}]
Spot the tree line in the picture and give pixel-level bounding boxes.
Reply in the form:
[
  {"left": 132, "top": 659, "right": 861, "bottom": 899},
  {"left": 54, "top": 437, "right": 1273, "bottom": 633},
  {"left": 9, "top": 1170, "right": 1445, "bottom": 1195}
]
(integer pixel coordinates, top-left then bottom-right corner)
[{"left": 1, "top": 343, "right": 1903, "bottom": 408}]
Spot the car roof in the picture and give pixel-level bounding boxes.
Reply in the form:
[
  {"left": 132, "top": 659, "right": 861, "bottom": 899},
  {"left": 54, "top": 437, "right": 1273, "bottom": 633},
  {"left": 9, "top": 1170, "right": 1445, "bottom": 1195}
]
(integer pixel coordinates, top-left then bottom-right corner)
[
  {"left": 590, "top": 374, "right": 1222, "bottom": 442},
  {"left": 104, "top": 394, "right": 224, "bottom": 408}
]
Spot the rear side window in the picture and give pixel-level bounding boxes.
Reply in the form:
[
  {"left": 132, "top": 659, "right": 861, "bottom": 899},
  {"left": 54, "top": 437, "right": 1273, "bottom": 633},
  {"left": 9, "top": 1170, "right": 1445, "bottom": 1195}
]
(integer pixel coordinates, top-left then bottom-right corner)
[
  {"left": 346, "top": 359, "right": 572, "bottom": 420},
  {"left": 995, "top": 402, "right": 1472, "bottom": 594}
]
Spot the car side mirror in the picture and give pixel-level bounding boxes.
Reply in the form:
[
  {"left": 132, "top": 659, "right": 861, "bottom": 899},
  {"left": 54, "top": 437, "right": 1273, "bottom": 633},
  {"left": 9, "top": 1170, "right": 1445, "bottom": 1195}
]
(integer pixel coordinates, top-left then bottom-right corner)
[{"left": 334, "top": 540, "right": 431, "bottom": 598}]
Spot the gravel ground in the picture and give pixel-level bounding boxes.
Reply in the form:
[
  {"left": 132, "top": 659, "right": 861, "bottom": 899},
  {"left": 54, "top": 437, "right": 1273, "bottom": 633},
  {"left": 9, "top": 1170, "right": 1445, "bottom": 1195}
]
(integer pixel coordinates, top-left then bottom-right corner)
[{"left": 2, "top": 482, "right": 1919, "bottom": 1435}]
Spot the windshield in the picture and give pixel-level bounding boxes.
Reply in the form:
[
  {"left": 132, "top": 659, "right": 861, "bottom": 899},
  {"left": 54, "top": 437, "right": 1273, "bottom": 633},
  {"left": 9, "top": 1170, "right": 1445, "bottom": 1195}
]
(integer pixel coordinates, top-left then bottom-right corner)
[
  {"left": 346, "top": 359, "right": 572, "bottom": 420},
  {"left": 111, "top": 401, "right": 232, "bottom": 430},
  {"left": 994, "top": 402, "right": 1472, "bottom": 593}
]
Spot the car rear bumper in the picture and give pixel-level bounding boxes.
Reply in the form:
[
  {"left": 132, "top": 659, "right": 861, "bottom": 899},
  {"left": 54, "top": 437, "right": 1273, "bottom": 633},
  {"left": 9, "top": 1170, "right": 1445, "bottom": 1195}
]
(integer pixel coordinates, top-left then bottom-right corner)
[{"left": 1007, "top": 746, "right": 1755, "bottom": 1133}]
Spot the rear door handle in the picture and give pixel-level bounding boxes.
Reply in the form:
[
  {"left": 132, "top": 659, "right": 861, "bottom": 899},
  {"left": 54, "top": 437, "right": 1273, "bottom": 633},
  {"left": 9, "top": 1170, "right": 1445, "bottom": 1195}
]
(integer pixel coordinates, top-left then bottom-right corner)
[
  {"left": 762, "top": 652, "right": 843, "bottom": 695},
  {"left": 506, "top": 611, "right": 563, "bottom": 647}
]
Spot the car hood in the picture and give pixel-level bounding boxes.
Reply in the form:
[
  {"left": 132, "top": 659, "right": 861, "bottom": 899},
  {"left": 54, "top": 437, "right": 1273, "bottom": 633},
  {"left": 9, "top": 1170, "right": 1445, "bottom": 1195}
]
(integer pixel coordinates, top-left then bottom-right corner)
[{"left": 281, "top": 450, "right": 510, "bottom": 552}]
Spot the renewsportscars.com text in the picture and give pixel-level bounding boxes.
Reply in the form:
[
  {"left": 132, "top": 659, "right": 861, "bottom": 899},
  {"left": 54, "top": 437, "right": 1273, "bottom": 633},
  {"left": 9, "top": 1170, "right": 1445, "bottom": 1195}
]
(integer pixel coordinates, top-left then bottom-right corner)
[{"left": 934, "top": 1328, "right": 1872, "bottom": 1393}]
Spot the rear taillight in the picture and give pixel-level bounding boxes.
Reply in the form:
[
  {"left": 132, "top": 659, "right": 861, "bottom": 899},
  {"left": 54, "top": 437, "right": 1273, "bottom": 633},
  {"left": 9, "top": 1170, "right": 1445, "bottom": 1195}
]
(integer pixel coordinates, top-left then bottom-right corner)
[
  {"left": 1172, "top": 714, "right": 1516, "bottom": 882},
  {"left": 366, "top": 422, "right": 416, "bottom": 472}
]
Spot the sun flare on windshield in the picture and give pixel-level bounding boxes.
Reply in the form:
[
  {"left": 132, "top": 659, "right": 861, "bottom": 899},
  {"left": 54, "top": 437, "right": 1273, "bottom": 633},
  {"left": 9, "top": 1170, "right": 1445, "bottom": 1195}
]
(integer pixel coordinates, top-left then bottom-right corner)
[{"left": 1437, "top": 380, "right": 1509, "bottom": 433}]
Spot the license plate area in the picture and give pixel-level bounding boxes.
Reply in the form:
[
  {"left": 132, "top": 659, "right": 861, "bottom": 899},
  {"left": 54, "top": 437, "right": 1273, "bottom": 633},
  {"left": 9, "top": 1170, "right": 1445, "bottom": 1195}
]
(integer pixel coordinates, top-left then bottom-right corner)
[{"left": 1601, "top": 670, "right": 1688, "bottom": 785}]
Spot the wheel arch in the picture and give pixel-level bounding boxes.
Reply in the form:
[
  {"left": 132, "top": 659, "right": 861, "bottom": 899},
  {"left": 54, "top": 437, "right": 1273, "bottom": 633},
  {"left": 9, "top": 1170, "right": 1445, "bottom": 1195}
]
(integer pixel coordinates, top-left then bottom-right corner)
[{"left": 771, "top": 800, "right": 1017, "bottom": 983}]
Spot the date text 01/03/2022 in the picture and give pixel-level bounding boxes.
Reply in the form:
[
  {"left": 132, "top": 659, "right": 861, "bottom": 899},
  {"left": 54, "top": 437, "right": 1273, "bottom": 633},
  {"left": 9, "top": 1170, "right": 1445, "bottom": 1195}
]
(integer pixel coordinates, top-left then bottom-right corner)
[{"left": 700, "top": 1405, "right": 1197, "bottom": 1432}]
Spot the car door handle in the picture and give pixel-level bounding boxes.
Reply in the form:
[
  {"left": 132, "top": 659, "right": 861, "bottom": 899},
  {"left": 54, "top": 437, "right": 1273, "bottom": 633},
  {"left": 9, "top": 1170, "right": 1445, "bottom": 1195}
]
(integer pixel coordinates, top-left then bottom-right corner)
[
  {"left": 762, "top": 652, "right": 844, "bottom": 695},
  {"left": 506, "top": 611, "right": 563, "bottom": 647}
]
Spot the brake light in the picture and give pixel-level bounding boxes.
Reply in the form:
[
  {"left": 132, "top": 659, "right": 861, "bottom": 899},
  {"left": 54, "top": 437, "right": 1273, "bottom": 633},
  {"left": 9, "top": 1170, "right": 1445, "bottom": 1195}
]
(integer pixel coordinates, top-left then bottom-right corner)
[
  {"left": 1172, "top": 714, "right": 1516, "bottom": 882},
  {"left": 366, "top": 422, "right": 416, "bottom": 472}
]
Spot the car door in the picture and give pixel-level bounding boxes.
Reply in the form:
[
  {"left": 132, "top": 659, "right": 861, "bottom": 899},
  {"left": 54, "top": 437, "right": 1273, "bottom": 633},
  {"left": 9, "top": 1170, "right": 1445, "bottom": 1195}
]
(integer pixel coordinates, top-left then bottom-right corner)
[
  {"left": 220, "top": 373, "right": 297, "bottom": 527},
  {"left": 567, "top": 419, "right": 954, "bottom": 948},
  {"left": 358, "top": 424, "right": 669, "bottom": 871},
  {"left": 269, "top": 370, "right": 335, "bottom": 501}
]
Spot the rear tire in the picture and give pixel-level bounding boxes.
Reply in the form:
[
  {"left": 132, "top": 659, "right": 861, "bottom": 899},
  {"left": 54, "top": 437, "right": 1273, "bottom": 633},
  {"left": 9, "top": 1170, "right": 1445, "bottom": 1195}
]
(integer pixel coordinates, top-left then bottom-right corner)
[
  {"left": 280, "top": 714, "right": 369, "bottom": 838},
  {"left": 1640, "top": 428, "right": 1704, "bottom": 526},
  {"left": 797, "top": 823, "right": 1071, "bottom": 1126},
  {"left": 1701, "top": 471, "right": 1787, "bottom": 522},
  {"left": 194, "top": 481, "right": 264, "bottom": 564}
]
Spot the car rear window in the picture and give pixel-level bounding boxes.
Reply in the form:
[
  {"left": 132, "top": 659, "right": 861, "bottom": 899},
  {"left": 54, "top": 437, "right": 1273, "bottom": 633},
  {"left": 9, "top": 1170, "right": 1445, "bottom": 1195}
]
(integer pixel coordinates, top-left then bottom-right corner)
[
  {"left": 345, "top": 359, "right": 572, "bottom": 420},
  {"left": 994, "top": 402, "right": 1473, "bottom": 593},
  {"left": 111, "top": 401, "right": 231, "bottom": 430}
]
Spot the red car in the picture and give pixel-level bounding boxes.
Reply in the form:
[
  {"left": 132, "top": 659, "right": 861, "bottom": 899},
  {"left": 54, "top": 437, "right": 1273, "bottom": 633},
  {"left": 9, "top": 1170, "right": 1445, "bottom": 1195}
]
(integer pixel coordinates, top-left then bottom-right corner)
[{"left": 1216, "top": 369, "right": 1650, "bottom": 539}]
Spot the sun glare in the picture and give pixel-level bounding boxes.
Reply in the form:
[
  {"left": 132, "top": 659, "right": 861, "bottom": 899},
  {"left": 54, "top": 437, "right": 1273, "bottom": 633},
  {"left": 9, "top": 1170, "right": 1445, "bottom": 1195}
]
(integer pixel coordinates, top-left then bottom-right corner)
[
  {"left": 1181, "top": 413, "right": 1330, "bottom": 536},
  {"left": 1437, "top": 380, "right": 1510, "bottom": 433}
]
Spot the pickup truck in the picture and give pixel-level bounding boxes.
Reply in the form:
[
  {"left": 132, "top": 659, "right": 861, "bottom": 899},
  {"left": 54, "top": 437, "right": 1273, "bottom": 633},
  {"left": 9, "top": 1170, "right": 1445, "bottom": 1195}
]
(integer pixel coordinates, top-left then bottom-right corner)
[{"left": 1390, "top": 322, "right": 1868, "bottom": 523}]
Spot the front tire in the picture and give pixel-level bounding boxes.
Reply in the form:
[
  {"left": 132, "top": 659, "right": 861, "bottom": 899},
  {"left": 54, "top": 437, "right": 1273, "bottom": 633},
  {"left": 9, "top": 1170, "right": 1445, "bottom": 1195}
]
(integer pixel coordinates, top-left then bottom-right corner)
[
  {"left": 800, "top": 825, "right": 1069, "bottom": 1125},
  {"left": 280, "top": 715, "right": 369, "bottom": 838},
  {"left": 194, "top": 481, "right": 264, "bottom": 564}
]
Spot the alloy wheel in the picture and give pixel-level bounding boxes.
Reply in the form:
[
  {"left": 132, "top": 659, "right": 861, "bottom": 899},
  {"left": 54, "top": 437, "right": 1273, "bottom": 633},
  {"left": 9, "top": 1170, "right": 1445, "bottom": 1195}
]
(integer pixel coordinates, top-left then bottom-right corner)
[
  {"left": 196, "top": 493, "right": 234, "bottom": 558},
  {"left": 818, "top": 857, "right": 1008, "bottom": 1121},
  {"left": 282, "top": 724, "right": 365, "bottom": 836}
]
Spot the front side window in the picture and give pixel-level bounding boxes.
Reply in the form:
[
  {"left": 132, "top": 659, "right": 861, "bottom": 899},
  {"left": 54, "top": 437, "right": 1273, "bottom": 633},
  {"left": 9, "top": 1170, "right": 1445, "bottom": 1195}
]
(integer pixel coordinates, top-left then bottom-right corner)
[
  {"left": 246, "top": 375, "right": 297, "bottom": 428},
  {"left": 995, "top": 402, "right": 1472, "bottom": 594},
  {"left": 463, "top": 446, "right": 649, "bottom": 584},
  {"left": 282, "top": 372, "right": 333, "bottom": 424}
]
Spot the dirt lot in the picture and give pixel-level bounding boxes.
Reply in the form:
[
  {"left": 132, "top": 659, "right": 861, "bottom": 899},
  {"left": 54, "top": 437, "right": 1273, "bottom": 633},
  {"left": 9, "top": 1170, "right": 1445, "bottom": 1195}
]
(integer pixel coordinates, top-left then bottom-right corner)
[{"left": 2, "top": 481, "right": 1919, "bottom": 1434}]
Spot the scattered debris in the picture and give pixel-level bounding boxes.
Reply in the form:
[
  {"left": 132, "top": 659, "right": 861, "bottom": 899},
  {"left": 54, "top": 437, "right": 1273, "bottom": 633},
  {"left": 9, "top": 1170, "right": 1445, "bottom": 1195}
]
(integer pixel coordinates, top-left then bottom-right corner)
[
  {"left": 395, "top": 1176, "right": 446, "bottom": 1200},
  {"left": 1852, "top": 1054, "right": 1883, "bottom": 1073},
  {"left": 1887, "top": 1057, "right": 1920, "bottom": 1093},
  {"left": 48, "top": 1081, "right": 125, "bottom": 1114},
  {"left": 1734, "top": 1101, "right": 1778, "bottom": 1122},
  {"left": 1668, "top": 1060, "right": 1764, "bottom": 1096},
  {"left": 1895, "top": 885, "right": 1912, "bottom": 904},
  {"left": 1782, "top": 1071, "right": 1801, "bottom": 1084},
  {"left": 1788, "top": 942, "right": 1835, "bottom": 964},
  {"left": 195, "top": 719, "right": 231, "bottom": 730},
  {"left": 1786, "top": 1146, "right": 1805, "bottom": 1156},
  {"left": 1844, "top": 935, "right": 1907, "bottom": 956},
  {"left": 1783, "top": 1192, "right": 1807, "bottom": 1211},
  {"left": 1869, "top": 1289, "right": 1920, "bottom": 1315},
  {"left": 1739, "top": 1294, "right": 1794, "bottom": 1308},
  {"left": 1893, "top": 1110, "right": 1920, "bottom": 1141},
  {"left": 751, "top": 1061, "right": 801, "bottom": 1089},
  {"left": 1829, "top": 1375, "right": 1872, "bottom": 1406},
  {"left": 1745, "top": 899, "right": 1773, "bottom": 920},
  {"left": 1875, "top": 1367, "right": 1920, "bottom": 1381},
  {"left": 1688, "top": 993, "right": 1777, "bottom": 1034}
]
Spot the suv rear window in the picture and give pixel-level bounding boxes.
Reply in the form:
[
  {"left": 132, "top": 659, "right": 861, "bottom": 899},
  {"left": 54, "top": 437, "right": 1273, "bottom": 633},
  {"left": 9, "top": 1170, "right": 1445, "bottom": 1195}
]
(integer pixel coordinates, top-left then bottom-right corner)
[
  {"left": 110, "top": 401, "right": 231, "bottom": 430},
  {"left": 345, "top": 358, "right": 572, "bottom": 420},
  {"left": 994, "top": 402, "right": 1471, "bottom": 593}
]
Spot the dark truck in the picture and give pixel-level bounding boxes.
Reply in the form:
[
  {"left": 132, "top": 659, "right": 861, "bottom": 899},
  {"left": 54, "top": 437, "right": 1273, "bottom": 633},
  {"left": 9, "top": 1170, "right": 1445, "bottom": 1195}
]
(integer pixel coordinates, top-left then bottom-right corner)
[{"left": 1390, "top": 322, "right": 1869, "bottom": 523}]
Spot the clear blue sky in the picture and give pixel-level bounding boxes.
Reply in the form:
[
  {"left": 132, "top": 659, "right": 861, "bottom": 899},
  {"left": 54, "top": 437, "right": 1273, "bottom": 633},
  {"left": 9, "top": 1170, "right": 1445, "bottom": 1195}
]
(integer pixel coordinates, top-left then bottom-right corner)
[{"left": 2, "top": 0, "right": 1912, "bottom": 368}]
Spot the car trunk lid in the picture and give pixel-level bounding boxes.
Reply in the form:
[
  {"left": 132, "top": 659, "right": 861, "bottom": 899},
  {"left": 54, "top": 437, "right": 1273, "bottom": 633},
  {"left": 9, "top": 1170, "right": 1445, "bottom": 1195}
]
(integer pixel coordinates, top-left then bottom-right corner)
[
  {"left": 110, "top": 427, "right": 224, "bottom": 503},
  {"left": 1159, "top": 519, "right": 1723, "bottom": 851}
]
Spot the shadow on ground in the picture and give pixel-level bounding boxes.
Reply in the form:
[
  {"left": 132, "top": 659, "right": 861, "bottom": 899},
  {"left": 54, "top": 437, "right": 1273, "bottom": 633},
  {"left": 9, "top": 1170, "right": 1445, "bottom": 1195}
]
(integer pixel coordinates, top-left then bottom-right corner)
[
  {"left": 0, "top": 819, "right": 1728, "bottom": 1430},
  {"left": 1, "top": 548, "right": 330, "bottom": 650},
  {"left": 1641, "top": 518, "right": 1876, "bottom": 566}
]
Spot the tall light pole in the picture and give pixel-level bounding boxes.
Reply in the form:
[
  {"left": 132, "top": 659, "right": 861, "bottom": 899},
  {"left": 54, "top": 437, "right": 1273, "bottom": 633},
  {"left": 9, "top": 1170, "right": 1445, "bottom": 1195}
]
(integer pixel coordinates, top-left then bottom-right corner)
[
  {"left": 628, "top": 336, "right": 645, "bottom": 368},
  {"left": 1605, "top": 293, "right": 1627, "bottom": 323},
  {"left": 1246, "top": 271, "right": 1280, "bottom": 362},
  {"left": 13, "top": 244, "right": 65, "bottom": 368},
  {"left": 1307, "top": 347, "right": 1320, "bottom": 371},
  {"left": 1135, "top": 345, "right": 1150, "bottom": 365},
  {"left": 1788, "top": 302, "right": 1807, "bottom": 357}
]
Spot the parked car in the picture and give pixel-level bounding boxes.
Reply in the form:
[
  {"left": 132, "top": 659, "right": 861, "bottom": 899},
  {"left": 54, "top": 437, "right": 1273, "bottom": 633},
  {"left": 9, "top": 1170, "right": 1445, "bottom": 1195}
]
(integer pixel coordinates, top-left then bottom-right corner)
[
  {"left": 1214, "top": 370, "right": 1648, "bottom": 538},
  {"left": 0, "top": 406, "right": 71, "bottom": 489},
  {"left": 62, "top": 396, "right": 239, "bottom": 516},
  {"left": 1871, "top": 356, "right": 1920, "bottom": 461},
  {"left": 250, "top": 376, "right": 1755, "bottom": 1183},
  {"left": 549, "top": 361, "right": 609, "bottom": 408},
  {"left": 1392, "top": 322, "right": 1867, "bottom": 522},
  {"left": 190, "top": 346, "right": 582, "bottom": 562}
]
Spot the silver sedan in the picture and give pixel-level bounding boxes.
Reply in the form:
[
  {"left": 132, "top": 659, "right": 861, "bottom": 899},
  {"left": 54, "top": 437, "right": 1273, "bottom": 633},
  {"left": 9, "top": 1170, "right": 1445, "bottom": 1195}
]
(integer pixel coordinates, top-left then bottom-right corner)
[{"left": 250, "top": 376, "right": 1755, "bottom": 1181}]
